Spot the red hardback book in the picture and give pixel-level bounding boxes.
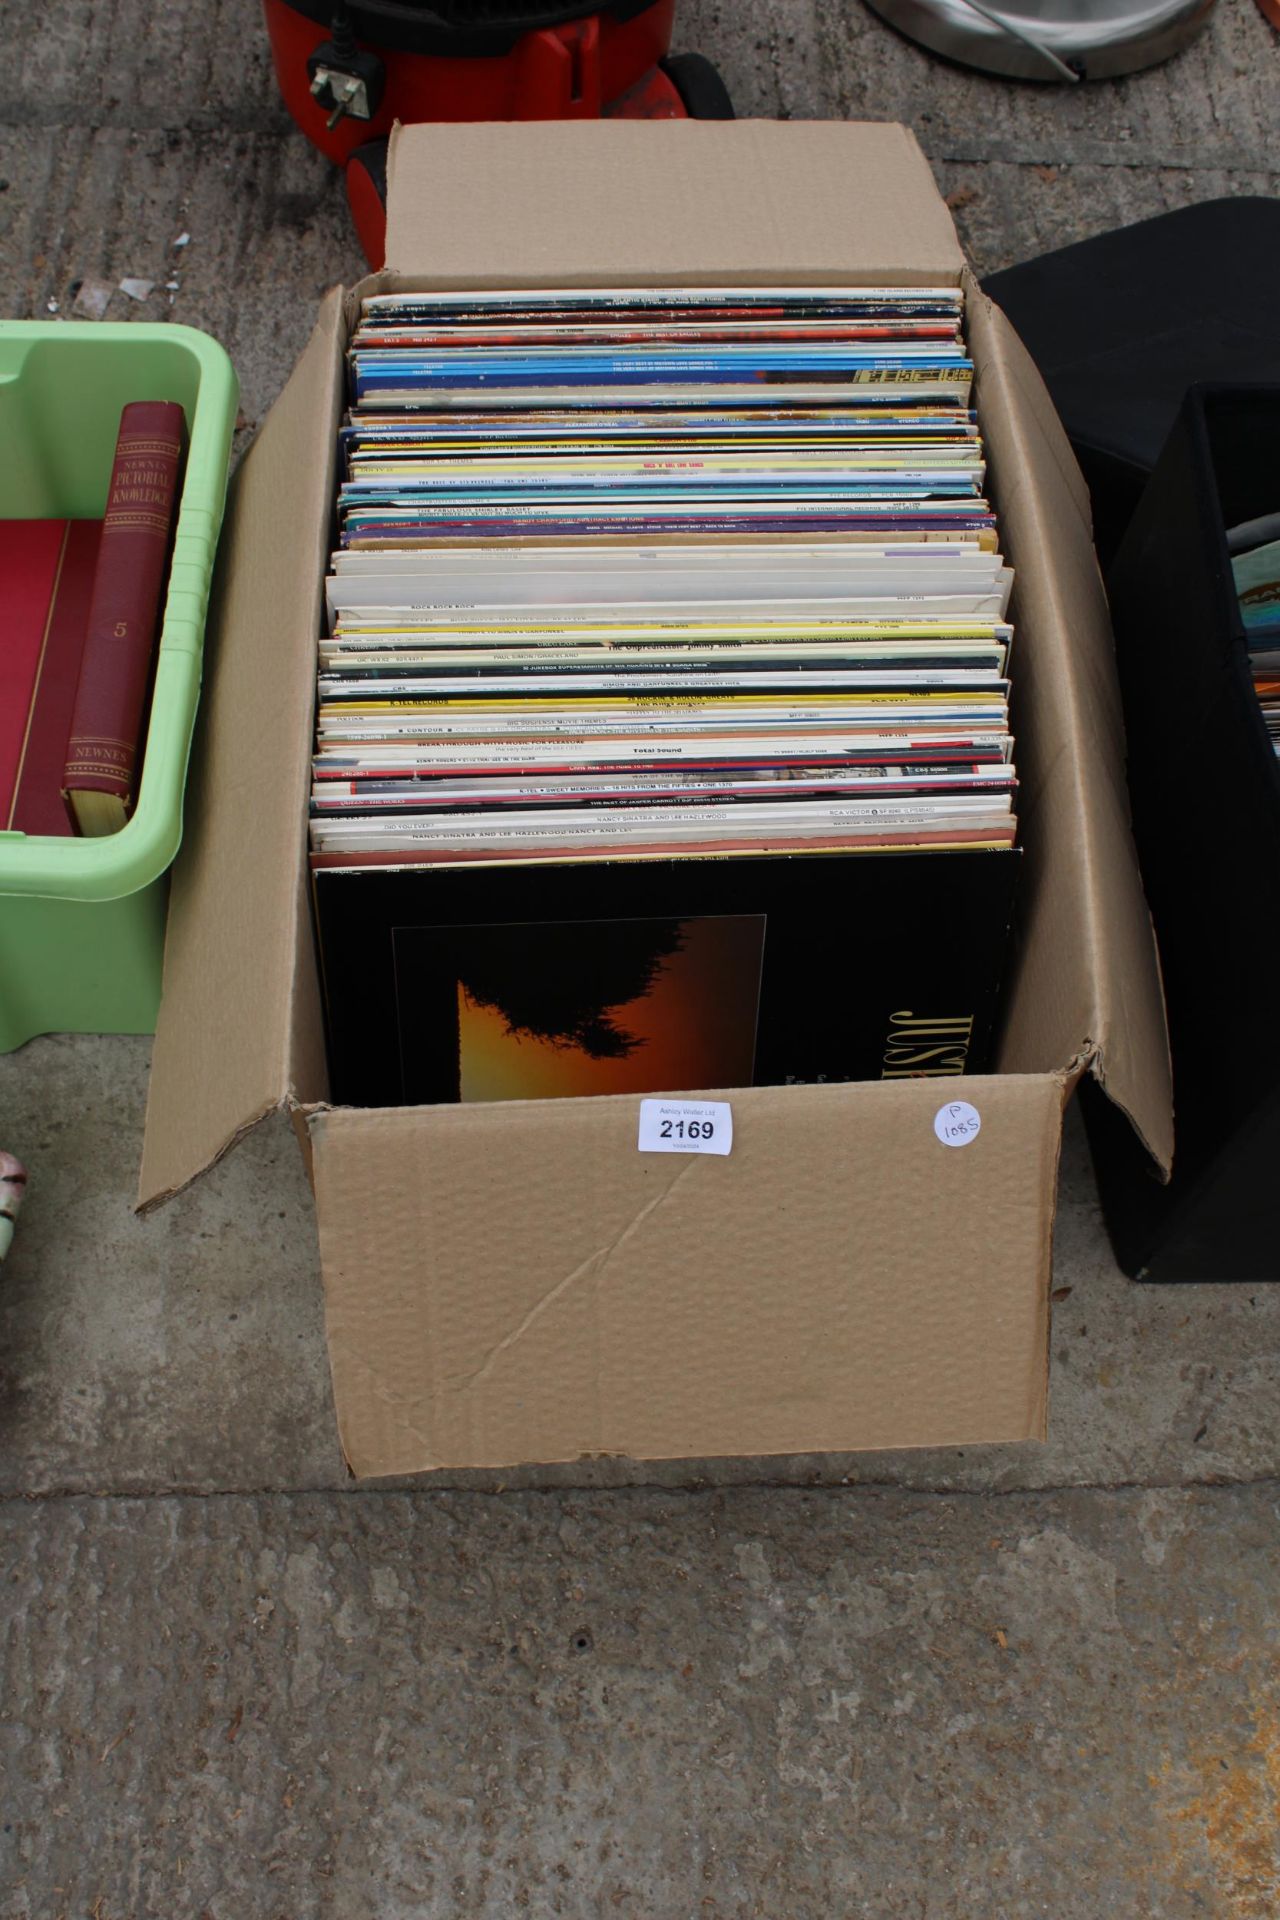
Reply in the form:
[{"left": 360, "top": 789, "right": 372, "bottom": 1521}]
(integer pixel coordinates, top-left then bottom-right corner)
[
  {"left": 0, "top": 519, "right": 103, "bottom": 836},
  {"left": 0, "top": 520, "right": 66, "bottom": 819},
  {"left": 8, "top": 521, "right": 103, "bottom": 835},
  {"left": 63, "top": 401, "right": 186, "bottom": 835}
]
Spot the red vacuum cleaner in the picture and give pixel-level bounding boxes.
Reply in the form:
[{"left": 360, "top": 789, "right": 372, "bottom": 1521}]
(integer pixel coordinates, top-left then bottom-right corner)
[{"left": 263, "top": 0, "right": 733, "bottom": 267}]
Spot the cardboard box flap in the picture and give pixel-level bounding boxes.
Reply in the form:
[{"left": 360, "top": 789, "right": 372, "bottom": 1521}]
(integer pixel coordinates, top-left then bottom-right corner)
[
  {"left": 311, "top": 1074, "right": 1061, "bottom": 1478},
  {"left": 970, "top": 288, "right": 1174, "bottom": 1176},
  {"left": 383, "top": 119, "right": 965, "bottom": 289},
  {"left": 138, "top": 296, "right": 343, "bottom": 1208}
]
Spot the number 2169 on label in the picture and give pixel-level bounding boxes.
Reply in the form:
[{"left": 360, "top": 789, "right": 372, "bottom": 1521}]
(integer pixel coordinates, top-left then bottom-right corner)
[{"left": 637, "top": 1099, "right": 734, "bottom": 1156}]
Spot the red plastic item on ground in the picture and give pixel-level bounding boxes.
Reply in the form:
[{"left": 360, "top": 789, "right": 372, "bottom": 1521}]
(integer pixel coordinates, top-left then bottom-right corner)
[
  {"left": 262, "top": 1, "right": 731, "bottom": 265},
  {"left": 265, "top": 0, "right": 681, "bottom": 169}
]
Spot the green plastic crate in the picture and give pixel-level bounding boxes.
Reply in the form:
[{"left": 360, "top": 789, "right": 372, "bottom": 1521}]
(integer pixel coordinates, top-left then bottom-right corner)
[{"left": 0, "top": 321, "right": 237, "bottom": 1053}]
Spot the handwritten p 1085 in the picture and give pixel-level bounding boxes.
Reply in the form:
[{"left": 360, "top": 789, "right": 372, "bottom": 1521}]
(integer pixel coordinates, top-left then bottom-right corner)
[{"left": 934, "top": 1100, "right": 982, "bottom": 1148}]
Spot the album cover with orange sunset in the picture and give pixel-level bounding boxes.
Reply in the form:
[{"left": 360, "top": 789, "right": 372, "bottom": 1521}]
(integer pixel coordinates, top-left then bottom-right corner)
[
  {"left": 393, "top": 912, "right": 766, "bottom": 1104},
  {"left": 314, "top": 846, "right": 1018, "bottom": 1109}
]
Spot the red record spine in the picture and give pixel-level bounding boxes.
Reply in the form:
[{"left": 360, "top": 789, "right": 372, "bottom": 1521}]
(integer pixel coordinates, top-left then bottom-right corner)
[{"left": 63, "top": 402, "right": 185, "bottom": 823}]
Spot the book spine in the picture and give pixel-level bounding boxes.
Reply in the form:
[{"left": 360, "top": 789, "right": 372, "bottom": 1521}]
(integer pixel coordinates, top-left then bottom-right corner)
[
  {"left": 10, "top": 520, "right": 102, "bottom": 836},
  {"left": 63, "top": 402, "right": 185, "bottom": 821}
]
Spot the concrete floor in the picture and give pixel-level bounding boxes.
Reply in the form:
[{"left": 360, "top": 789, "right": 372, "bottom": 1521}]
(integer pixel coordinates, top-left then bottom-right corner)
[{"left": 2, "top": 0, "right": 1280, "bottom": 1912}]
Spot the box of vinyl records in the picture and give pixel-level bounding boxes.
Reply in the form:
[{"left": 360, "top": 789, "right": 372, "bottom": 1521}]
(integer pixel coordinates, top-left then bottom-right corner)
[{"left": 136, "top": 120, "right": 1173, "bottom": 1478}]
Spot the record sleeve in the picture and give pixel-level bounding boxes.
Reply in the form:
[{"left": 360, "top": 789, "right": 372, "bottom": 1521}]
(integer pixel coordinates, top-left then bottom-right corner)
[{"left": 314, "top": 846, "right": 1018, "bottom": 1107}]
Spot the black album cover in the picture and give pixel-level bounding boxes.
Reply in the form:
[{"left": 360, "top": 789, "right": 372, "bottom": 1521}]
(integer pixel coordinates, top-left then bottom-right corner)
[{"left": 313, "top": 848, "right": 1018, "bottom": 1109}]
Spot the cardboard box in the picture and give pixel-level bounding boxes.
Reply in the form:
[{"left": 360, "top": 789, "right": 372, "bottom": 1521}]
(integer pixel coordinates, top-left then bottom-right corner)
[{"left": 138, "top": 120, "right": 1173, "bottom": 1478}]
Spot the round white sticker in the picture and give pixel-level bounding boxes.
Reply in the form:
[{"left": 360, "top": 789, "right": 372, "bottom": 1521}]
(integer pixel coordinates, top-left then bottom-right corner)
[{"left": 934, "top": 1100, "right": 982, "bottom": 1148}]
